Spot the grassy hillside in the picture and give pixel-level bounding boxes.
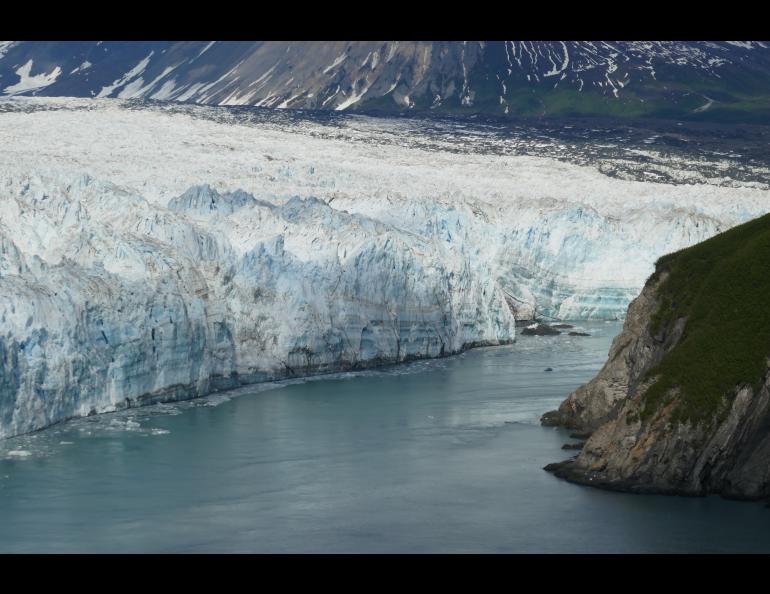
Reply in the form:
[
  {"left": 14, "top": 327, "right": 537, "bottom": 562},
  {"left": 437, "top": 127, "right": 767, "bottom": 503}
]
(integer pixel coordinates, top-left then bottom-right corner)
[
  {"left": 359, "top": 73, "right": 770, "bottom": 124},
  {"left": 642, "top": 213, "right": 770, "bottom": 424}
]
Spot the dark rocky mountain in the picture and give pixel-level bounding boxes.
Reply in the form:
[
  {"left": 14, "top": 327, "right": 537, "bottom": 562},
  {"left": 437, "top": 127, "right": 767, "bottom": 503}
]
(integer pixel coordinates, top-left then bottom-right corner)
[{"left": 2, "top": 41, "right": 770, "bottom": 121}]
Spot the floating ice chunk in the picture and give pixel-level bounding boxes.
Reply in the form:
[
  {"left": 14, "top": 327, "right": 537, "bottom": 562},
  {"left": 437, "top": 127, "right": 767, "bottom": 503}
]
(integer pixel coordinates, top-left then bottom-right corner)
[{"left": 6, "top": 450, "right": 32, "bottom": 458}]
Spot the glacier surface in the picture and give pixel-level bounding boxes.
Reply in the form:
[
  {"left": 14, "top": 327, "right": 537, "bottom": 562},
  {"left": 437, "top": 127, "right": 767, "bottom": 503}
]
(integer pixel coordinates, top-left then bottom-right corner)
[{"left": 0, "top": 97, "right": 768, "bottom": 437}]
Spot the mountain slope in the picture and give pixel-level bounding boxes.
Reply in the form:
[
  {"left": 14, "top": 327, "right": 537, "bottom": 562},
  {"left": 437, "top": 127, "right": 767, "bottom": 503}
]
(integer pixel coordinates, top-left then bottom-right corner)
[
  {"left": 543, "top": 213, "right": 770, "bottom": 499},
  {"left": 2, "top": 41, "right": 770, "bottom": 121}
]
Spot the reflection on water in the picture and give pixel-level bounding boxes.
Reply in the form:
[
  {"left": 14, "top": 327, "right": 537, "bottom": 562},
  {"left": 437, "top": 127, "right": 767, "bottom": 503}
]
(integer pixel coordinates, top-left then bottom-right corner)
[{"left": 1, "top": 321, "right": 769, "bottom": 553}]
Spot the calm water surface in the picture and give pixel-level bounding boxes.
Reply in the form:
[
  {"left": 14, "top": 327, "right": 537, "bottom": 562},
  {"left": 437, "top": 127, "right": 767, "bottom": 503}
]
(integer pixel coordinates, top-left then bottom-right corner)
[{"left": 1, "top": 321, "right": 769, "bottom": 553}]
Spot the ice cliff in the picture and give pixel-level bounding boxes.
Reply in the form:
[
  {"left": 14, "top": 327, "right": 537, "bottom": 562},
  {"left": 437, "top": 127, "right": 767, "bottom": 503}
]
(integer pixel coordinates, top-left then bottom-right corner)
[
  {"left": 0, "top": 97, "right": 769, "bottom": 437},
  {"left": 0, "top": 173, "right": 514, "bottom": 438}
]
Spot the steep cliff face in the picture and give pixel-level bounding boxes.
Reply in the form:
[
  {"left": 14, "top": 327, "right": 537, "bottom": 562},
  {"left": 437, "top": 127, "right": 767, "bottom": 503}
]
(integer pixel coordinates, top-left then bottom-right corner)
[
  {"left": 542, "top": 214, "right": 770, "bottom": 499},
  {"left": 541, "top": 273, "right": 684, "bottom": 432}
]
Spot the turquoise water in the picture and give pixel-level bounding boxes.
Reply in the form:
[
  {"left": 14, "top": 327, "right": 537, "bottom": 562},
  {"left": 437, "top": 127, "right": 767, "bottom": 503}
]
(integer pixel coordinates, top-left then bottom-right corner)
[{"left": 1, "top": 321, "right": 769, "bottom": 553}]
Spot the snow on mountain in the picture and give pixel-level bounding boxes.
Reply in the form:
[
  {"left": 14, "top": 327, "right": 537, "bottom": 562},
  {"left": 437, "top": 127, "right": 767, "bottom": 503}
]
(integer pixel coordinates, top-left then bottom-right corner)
[
  {"left": 2, "top": 59, "right": 61, "bottom": 95},
  {"left": 2, "top": 42, "right": 770, "bottom": 120},
  {"left": 0, "top": 96, "right": 769, "bottom": 437}
]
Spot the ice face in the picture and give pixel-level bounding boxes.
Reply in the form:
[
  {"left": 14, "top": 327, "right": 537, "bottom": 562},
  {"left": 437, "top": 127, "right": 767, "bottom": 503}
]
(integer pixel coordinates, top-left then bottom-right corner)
[
  {"left": 0, "top": 164, "right": 515, "bottom": 438},
  {"left": 0, "top": 97, "right": 768, "bottom": 437}
]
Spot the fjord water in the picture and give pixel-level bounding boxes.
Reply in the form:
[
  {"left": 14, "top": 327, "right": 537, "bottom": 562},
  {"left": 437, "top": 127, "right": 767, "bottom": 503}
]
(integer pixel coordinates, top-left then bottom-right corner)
[{"left": 1, "top": 322, "right": 769, "bottom": 553}]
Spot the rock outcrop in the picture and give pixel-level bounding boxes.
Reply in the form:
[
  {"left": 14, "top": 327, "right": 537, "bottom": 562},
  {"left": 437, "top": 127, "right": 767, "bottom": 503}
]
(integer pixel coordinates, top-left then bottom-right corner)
[
  {"left": 520, "top": 323, "right": 561, "bottom": 336},
  {"left": 542, "top": 214, "right": 770, "bottom": 500},
  {"left": 541, "top": 274, "right": 683, "bottom": 431}
]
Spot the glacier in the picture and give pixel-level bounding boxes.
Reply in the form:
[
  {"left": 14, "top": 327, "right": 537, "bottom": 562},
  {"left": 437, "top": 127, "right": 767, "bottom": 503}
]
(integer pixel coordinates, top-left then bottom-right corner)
[{"left": 0, "top": 97, "right": 769, "bottom": 438}]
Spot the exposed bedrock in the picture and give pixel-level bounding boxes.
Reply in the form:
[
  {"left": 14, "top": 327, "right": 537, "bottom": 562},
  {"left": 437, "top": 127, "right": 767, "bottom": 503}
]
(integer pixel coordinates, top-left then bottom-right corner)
[
  {"left": 542, "top": 246, "right": 770, "bottom": 499},
  {"left": 541, "top": 273, "right": 682, "bottom": 432}
]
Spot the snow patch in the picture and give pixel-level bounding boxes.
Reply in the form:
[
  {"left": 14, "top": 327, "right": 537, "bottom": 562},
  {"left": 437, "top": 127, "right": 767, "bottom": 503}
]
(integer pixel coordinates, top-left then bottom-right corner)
[
  {"left": 335, "top": 78, "right": 374, "bottom": 110},
  {"left": 195, "top": 41, "right": 217, "bottom": 59},
  {"left": 150, "top": 79, "right": 179, "bottom": 101},
  {"left": 323, "top": 52, "right": 347, "bottom": 74},
  {"left": 69, "top": 61, "right": 92, "bottom": 75},
  {"left": 97, "top": 51, "right": 153, "bottom": 98},
  {"left": 0, "top": 41, "right": 16, "bottom": 59},
  {"left": 3, "top": 60, "right": 62, "bottom": 95}
]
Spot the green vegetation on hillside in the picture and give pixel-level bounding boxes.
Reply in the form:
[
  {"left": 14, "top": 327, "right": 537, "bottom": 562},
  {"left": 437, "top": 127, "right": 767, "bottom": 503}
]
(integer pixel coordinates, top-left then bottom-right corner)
[
  {"left": 358, "top": 83, "right": 770, "bottom": 124},
  {"left": 642, "top": 213, "right": 770, "bottom": 424}
]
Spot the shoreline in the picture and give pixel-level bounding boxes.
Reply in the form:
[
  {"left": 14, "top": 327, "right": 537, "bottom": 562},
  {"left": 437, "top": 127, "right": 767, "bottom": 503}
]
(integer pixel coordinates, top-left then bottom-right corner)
[
  {"left": 1, "top": 337, "right": 517, "bottom": 442},
  {"left": 543, "top": 446, "right": 770, "bottom": 505}
]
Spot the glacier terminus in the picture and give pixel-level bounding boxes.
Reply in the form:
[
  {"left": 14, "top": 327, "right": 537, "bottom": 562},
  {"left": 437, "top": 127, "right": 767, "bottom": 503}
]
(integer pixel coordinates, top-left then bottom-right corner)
[{"left": 0, "top": 96, "right": 769, "bottom": 438}]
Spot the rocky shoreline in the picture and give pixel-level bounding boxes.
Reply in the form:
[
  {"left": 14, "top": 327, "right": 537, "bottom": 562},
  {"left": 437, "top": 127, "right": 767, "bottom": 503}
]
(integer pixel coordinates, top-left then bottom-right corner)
[{"left": 540, "top": 224, "right": 770, "bottom": 501}]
